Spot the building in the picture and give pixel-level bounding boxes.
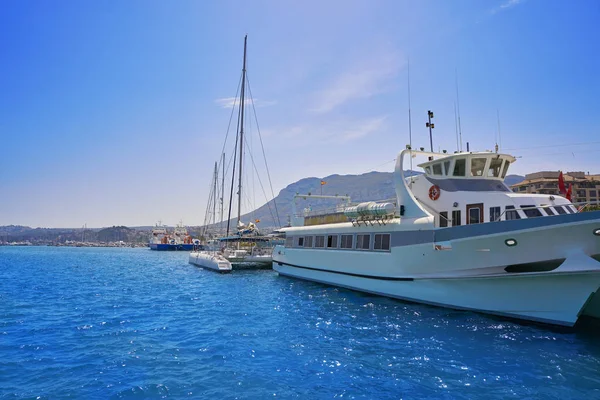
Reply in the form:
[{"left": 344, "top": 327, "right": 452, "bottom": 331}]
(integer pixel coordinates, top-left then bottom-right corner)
[{"left": 510, "top": 171, "right": 600, "bottom": 204}]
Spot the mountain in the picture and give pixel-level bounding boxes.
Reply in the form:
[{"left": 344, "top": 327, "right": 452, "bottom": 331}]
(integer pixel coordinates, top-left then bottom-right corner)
[{"left": 231, "top": 171, "right": 525, "bottom": 229}]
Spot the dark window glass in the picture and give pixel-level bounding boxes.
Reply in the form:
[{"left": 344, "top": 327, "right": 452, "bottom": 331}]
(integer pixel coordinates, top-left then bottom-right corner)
[
  {"left": 489, "top": 206, "right": 501, "bottom": 222},
  {"left": 297, "top": 237, "right": 304, "bottom": 247},
  {"left": 340, "top": 234, "right": 353, "bottom": 249},
  {"left": 452, "top": 210, "right": 461, "bottom": 226},
  {"left": 554, "top": 206, "right": 566, "bottom": 215},
  {"left": 439, "top": 211, "right": 448, "bottom": 228},
  {"left": 521, "top": 205, "right": 543, "bottom": 218},
  {"left": 453, "top": 159, "right": 466, "bottom": 177},
  {"left": 506, "top": 205, "right": 521, "bottom": 220},
  {"left": 315, "top": 236, "right": 325, "bottom": 248},
  {"left": 591, "top": 190, "right": 597, "bottom": 197},
  {"left": 356, "top": 234, "right": 370, "bottom": 250},
  {"left": 501, "top": 161, "right": 510, "bottom": 178},
  {"left": 471, "top": 158, "right": 487, "bottom": 177},
  {"left": 374, "top": 234, "right": 391, "bottom": 250},
  {"left": 543, "top": 207, "right": 555, "bottom": 216},
  {"left": 469, "top": 207, "right": 481, "bottom": 224},
  {"left": 304, "top": 236, "right": 313, "bottom": 248},
  {"left": 327, "top": 235, "right": 338, "bottom": 248},
  {"left": 488, "top": 158, "right": 503, "bottom": 177},
  {"left": 432, "top": 163, "right": 443, "bottom": 175}
]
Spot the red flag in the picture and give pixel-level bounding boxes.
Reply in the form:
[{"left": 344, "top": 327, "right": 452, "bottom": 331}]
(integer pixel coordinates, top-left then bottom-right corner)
[
  {"left": 566, "top": 183, "right": 573, "bottom": 202},
  {"left": 558, "top": 171, "right": 566, "bottom": 194}
]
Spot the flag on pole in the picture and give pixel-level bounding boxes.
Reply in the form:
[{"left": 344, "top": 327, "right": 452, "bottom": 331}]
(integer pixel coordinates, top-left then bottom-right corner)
[
  {"left": 566, "top": 184, "right": 573, "bottom": 202},
  {"left": 320, "top": 180, "right": 326, "bottom": 186},
  {"left": 558, "top": 171, "right": 566, "bottom": 195}
]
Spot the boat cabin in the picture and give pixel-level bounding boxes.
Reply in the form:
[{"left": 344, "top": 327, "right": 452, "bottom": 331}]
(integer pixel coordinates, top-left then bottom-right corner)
[{"left": 407, "top": 151, "right": 576, "bottom": 227}]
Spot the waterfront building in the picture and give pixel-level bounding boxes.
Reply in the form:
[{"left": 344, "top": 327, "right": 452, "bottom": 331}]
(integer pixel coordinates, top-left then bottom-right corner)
[{"left": 510, "top": 171, "right": 600, "bottom": 204}]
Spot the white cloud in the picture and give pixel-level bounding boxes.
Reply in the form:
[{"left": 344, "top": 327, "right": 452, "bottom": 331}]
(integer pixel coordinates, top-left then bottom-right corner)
[
  {"left": 491, "top": 0, "right": 524, "bottom": 14},
  {"left": 215, "top": 97, "right": 277, "bottom": 109},
  {"left": 275, "top": 115, "right": 388, "bottom": 145},
  {"left": 310, "top": 52, "right": 404, "bottom": 114}
]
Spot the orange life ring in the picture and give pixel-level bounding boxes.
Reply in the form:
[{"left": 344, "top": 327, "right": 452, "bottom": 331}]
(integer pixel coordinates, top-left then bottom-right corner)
[{"left": 428, "top": 185, "right": 441, "bottom": 201}]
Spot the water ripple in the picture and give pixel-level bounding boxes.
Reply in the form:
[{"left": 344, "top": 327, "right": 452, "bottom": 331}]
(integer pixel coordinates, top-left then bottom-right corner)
[{"left": 1, "top": 246, "right": 600, "bottom": 399}]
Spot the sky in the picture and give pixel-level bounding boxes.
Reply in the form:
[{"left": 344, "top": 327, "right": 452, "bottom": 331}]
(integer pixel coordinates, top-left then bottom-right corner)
[{"left": 1, "top": 0, "right": 599, "bottom": 228}]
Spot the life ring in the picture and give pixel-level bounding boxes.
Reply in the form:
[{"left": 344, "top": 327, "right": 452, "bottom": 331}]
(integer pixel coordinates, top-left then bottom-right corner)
[{"left": 429, "top": 185, "right": 441, "bottom": 201}]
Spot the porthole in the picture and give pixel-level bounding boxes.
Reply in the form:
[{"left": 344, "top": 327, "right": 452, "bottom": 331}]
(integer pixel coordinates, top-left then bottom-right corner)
[{"left": 505, "top": 238, "right": 518, "bottom": 247}]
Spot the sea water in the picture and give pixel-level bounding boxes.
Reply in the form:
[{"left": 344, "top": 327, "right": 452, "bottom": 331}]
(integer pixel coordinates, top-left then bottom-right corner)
[{"left": 1, "top": 246, "right": 599, "bottom": 399}]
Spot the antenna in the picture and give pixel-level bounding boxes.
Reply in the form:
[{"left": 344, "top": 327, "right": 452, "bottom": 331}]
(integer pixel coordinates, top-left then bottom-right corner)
[
  {"left": 496, "top": 109, "right": 502, "bottom": 151},
  {"left": 426, "top": 110, "right": 435, "bottom": 152},
  {"left": 455, "top": 69, "right": 463, "bottom": 151},
  {"left": 454, "top": 102, "right": 459, "bottom": 152}
]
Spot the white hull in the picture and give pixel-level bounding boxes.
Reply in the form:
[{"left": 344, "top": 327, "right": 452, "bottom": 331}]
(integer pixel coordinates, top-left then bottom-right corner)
[
  {"left": 189, "top": 251, "right": 232, "bottom": 273},
  {"left": 274, "top": 215, "right": 600, "bottom": 326}
]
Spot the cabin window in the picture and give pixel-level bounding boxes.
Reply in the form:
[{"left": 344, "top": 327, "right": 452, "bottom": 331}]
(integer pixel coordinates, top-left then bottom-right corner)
[
  {"left": 521, "top": 205, "right": 543, "bottom": 218},
  {"left": 542, "top": 206, "right": 555, "bottom": 216},
  {"left": 285, "top": 236, "right": 293, "bottom": 247},
  {"left": 568, "top": 205, "right": 578, "bottom": 213},
  {"left": 340, "top": 234, "right": 353, "bottom": 249},
  {"left": 452, "top": 210, "right": 461, "bottom": 226},
  {"left": 425, "top": 166, "right": 432, "bottom": 175},
  {"left": 470, "top": 158, "right": 487, "bottom": 177},
  {"left": 297, "top": 237, "right": 304, "bottom": 247},
  {"left": 439, "top": 211, "right": 448, "bottom": 228},
  {"left": 554, "top": 205, "right": 567, "bottom": 215},
  {"left": 315, "top": 235, "right": 325, "bottom": 248},
  {"left": 501, "top": 161, "right": 510, "bottom": 179},
  {"left": 304, "top": 236, "right": 314, "bottom": 248},
  {"left": 468, "top": 207, "right": 482, "bottom": 224},
  {"left": 356, "top": 234, "right": 371, "bottom": 250},
  {"left": 327, "top": 234, "right": 338, "bottom": 248},
  {"left": 453, "top": 159, "right": 466, "bottom": 177},
  {"left": 443, "top": 161, "right": 451, "bottom": 176},
  {"left": 488, "top": 158, "right": 503, "bottom": 178},
  {"left": 432, "top": 163, "right": 443, "bottom": 175},
  {"left": 563, "top": 206, "right": 573, "bottom": 214},
  {"left": 374, "top": 234, "right": 391, "bottom": 250},
  {"left": 505, "top": 205, "right": 521, "bottom": 220},
  {"left": 489, "top": 206, "right": 501, "bottom": 222}
]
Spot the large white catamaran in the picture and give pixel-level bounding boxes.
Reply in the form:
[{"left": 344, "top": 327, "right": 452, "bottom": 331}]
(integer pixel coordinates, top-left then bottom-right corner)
[{"left": 273, "top": 144, "right": 600, "bottom": 327}]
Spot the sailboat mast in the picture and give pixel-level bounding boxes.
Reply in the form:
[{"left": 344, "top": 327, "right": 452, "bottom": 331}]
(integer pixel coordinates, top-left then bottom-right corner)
[
  {"left": 237, "top": 35, "right": 247, "bottom": 225},
  {"left": 220, "top": 152, "right": 225, "bottom": 230},
  {"left": 213, "top": 162, "right": 218, "bottom": 226}
]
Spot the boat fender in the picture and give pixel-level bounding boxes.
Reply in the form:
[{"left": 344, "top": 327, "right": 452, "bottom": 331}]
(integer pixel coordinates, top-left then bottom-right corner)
[{"left": 429, "top": 185, "right": 441, "bottom": 201}]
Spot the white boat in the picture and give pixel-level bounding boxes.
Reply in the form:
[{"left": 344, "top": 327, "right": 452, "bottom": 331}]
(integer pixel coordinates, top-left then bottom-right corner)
[
  {"left": 189, "top": 35, "right": 280, "bottom": 272},
  {"left": 273, "top": 148, "right": 600, "bottom": 327}
]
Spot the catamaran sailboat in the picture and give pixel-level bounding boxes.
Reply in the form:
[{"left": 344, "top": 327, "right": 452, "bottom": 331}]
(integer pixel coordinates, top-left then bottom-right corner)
[
  {"left": 273, "top": 147, "right": 600, "bottom": 327},
  {"left": 189, "top": 35, "right": 280, "bottom": 273}
]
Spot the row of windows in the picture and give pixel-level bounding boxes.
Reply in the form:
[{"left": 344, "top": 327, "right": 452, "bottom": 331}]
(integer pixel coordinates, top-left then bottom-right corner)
[
  {"left": 425, "top": 157, "right": 510, "bottom": 179},
  {"left": 437, "top": 204, "right": 578, "bottom": 227},
  {"left": 285, "top": 233, "right": 391, "bottom": 251}
]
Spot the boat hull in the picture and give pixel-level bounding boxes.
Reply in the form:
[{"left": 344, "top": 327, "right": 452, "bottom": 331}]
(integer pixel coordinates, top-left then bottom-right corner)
[{"left": 189, "top": 251, "right": 232, "bottom": 273}]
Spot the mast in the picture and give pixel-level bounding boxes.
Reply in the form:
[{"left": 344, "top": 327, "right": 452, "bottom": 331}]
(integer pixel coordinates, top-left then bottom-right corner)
[
  {"left": 220, "top": 152, "right": 225, "bottom": 231},
  {"left": 213, "top": 162, "right": 218, "bottom": 226},
  {"left": 237, "top": 35, "right": 247, "bottom": 225}
]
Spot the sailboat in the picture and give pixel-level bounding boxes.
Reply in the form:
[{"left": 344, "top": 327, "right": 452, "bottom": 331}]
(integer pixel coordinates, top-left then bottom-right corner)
[{"left": 189, "top": 35, "right": 281, "bottom": 273}]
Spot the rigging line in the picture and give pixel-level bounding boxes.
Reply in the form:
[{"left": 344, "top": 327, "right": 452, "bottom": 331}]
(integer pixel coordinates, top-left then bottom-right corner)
[
  {"left": 455, "top": 68, "right": 463, "bottom": 152},
  {"left": 407, "top": 58, "right": 413, "bottom": 180},
  {"left": 218, "top": 73, "right": 244, "bottom": 173},
  {"left": 245, "top": 74, "right": 282, "bottom": 228},
  {"left": 516, "top": 148, "right": 600, "bottom": 158},
  {"left": 242, "top": 137, "right": 277, "bottom": 229},
  {"left": 503, "top": 140, "right": 600, "bottom": 152},
  {"left": 359, "top": 159, "right": 397, "bottom": 175}
]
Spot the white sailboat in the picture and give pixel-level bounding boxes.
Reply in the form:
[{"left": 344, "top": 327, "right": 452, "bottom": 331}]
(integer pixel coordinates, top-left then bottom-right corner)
[{"left": 189, "top": 35, "right": 280, "bottom": 273}]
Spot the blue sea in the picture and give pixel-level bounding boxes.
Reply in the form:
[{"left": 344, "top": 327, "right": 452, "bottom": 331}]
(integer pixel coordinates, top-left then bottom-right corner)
[{"left": 1, "top": 247, "right": 600, "bottom": 399}]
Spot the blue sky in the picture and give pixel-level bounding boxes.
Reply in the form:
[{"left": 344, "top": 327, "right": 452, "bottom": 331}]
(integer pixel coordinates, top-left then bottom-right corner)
[{"left": 1, "top": 0, "right": 599, "bottom": 228}]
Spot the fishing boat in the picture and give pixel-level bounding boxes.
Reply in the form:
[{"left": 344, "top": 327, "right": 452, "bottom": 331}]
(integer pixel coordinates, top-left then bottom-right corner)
[
  {"left": 273, "top": 147, "right": 600, "bottom": 327},
  {"left": 189, "top": 35, "right": 280, "bottom": 272}
]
